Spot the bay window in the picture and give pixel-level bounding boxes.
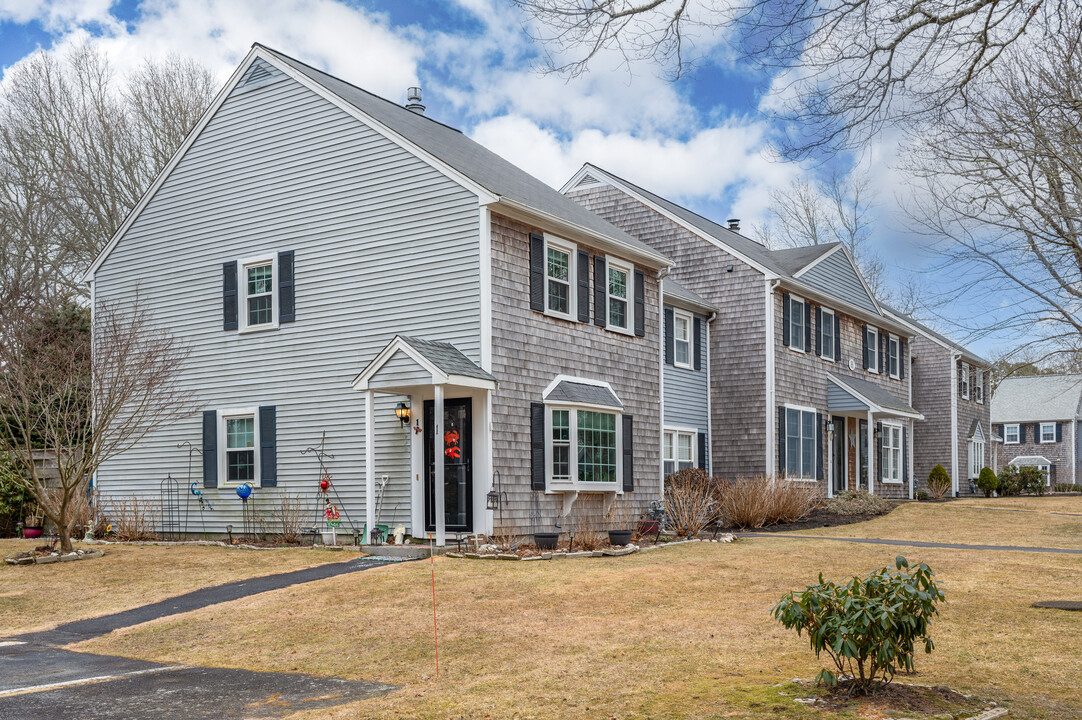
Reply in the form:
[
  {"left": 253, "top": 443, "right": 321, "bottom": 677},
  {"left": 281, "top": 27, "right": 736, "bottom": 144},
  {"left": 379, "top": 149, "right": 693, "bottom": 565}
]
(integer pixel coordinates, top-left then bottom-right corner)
[{"left": 547, "top": 405, "right": 621, "bottom": 488}]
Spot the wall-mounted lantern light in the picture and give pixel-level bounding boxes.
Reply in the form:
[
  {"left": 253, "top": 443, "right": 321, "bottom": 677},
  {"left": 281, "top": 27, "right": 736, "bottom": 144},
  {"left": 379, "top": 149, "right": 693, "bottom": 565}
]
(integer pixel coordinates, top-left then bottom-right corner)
[
  {"left": 486, "top": 489, "right": 500, "bottom": 510},
  {"left": 394, "top": 401, "right": 411, "bottom": 425}
]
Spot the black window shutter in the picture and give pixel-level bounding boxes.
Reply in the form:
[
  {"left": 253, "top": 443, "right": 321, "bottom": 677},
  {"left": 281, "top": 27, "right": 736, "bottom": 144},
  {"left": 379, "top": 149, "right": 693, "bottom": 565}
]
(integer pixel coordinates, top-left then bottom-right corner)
[
  {"left": 530, "top": 403, "right": 545, "bottom": 490},
  {"left": 804, "top": 302, "right": 813, "bottom": 352},
  {"left": 633, "top": 269, "right": 646, "bottom": 336},
  {"left": 202, "top": 410, "right": 218, "bottom": 488},
  {"left": 1049, "top": 462, "right": 1056, "bottom": 484},
  {"left": 900, "top": 338, "right": 906, "bottom": 379},
  {"left": 816, "top": 412, "right": 824, "bottom": 480},
  {"left": 697, "top": 431, "right": 708, "bottom": 471},
  {"left": 1032, "top": 423, "right": 1040, "bottom": 442},
  {"left": 259, "top": 405, "right": 277, "bottom": 487},
  {"left": 664, "top": 308, "right": 675, "bottom": 365},
  {"left": 777, "top": 406, "right": 786, "bottom": 475},
  {"left": 693, "top": 317, "right": 703, "bottom": 370},
  {"left": 278, "top": 251, "right": 295, "bottom": 323},
  {"left": 577, "top": 250, "right": 590, "bottom": 322},
  {"left": 957, "top": 361, "right": 963, "bottom": 396},
  {"left": 622, "top": 414, "right": 634, "bottom": 491},
  {"left": 529, "top": 233, "right": 545, "bottom": 312},
  {"left": 782, "top": 293, "right": 791, "bottom": 347},
  {"left": 861, "top": 325, "right": 869, "bottom": 369},
  {"left": 593, "top": 255, "right": 606, "bottom": 327},
  {"left": 1019, "top": 424, "right": 1026, "bottom": 443},
  {"left": 834, "top": 314, "right": 841, "bottom": 361},
  {"left": 876, "top": 422, "right": 883, "bottom": 482},
  {"left": 814, "top": 307, "right": 823, "bottom": 356},
  {"left": 1056, "top": 423, "right": 1063, "bottom": 442},
  {"left": 878, "top": 330, "right": 886, "bottom": 371},
  {"left": 222, "top": 262, "right": 238, "bottom": 331},
  {"left": 996, "top": 424, "right": 1004, "bottom": 441}
]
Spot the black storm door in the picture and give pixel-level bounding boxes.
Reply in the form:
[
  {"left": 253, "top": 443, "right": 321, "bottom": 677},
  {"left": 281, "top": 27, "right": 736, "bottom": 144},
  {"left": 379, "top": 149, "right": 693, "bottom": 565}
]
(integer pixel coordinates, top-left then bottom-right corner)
[{"left": 424, "top": 398, "right": 473, "bottom": 533}]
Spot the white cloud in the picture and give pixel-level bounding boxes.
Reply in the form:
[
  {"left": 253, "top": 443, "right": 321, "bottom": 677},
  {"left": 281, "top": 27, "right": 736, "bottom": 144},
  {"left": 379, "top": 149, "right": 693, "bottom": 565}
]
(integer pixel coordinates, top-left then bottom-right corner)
[{"left": 0, "top": 0, "right": 116, "bottom": 31}]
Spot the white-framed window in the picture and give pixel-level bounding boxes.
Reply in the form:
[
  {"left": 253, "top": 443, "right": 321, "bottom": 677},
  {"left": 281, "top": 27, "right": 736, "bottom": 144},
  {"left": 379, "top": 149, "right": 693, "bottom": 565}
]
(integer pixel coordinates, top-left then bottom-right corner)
[
  {"left": 784, "top": 405, "right": 817, "bottom": 479},
  {"left": 975, "top": 369, "right": 985, "bottom": 403},
  {"left": 887, "top": 335, "right": 900, "bottom": 379},
  {"left": 544, "top": 236, "right": 576, "bottom": 320},
  {"left": 546, "top": 405, "right": 621, "bottom": 489},
  {"left": 1004, "top": 424, "right": 1020, "bottom": 444},
  {"left": 219, "top": 407, "right": 259, "bottom": 485},
  {"left": 820, "top": 308, "right": 835, "bottom": 361},
  {"left": 673, "top": 310, "right": 693, "bottom": 369},
  {"left": 866, "top": 327, "right": 879, "bottom": 373},
  {"left": 1040, "top": 422, "right": 1056, "bottom": 443},
  {"left": 960, "top": 362, "right": 970, "bottom": 399},
  {"left": 789, "top": 295, "right": 806, "bottom": 352},
  {"left": 881, "top": 423, "right": 903, "bottom": 483},
  {"left": 606, "top": 257, "right": 634, "bottom": 334},
  {"left": 239, "top": 255, "right": 277, "bottom": 332},
  {"left": 968, "top": 438, "right": 985, "bottom": 479},
  {"left": 663, "top": 428, "right": 697, "bottom": 476}
]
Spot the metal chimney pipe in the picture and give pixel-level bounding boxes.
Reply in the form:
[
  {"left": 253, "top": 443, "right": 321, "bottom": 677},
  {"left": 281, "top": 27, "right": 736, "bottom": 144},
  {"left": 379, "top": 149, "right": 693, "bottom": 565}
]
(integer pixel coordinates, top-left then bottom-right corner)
[
  {"left": 727, "top": 218, "right": 740, "bottom": 231},
  {"left": 405, "top": 86, "right": 425, "bottom": 114}
]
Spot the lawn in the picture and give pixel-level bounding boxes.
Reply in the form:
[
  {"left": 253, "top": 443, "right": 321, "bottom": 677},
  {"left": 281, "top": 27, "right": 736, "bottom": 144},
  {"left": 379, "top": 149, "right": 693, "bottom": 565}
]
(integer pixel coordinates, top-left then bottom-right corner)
[
  {"left": 0, "top": 539, "right": 348, "bottom": 636},
  {"left": 791, "top": 495, "right": 1082, "bottom": 550},
  {"left": 73, "top": 504, "right": 1082, "bottom": 720}
]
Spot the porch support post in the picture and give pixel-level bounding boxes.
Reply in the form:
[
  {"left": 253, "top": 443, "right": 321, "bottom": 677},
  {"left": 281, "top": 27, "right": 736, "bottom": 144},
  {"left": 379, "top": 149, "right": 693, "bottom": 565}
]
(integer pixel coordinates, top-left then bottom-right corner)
[
  {"left": 365, "top": 389, "right": 375, "bottom": 545},
  {"left": 867, "top": 409, "right": 876, "bottom": 496},
  {"left": 434, "top": 383, "right": 446, "bottom": 547}
]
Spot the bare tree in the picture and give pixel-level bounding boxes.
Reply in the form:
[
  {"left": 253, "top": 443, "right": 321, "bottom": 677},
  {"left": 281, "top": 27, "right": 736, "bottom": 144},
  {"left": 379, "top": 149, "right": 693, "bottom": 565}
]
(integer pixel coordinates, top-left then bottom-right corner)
[
  {"left": 0, "top": 44, "right": 214, "bottom": 299},
  {"left": 515, "top": 0, "right": 1059, "bottom": 156},
  {"left": 0, "top": 285, "right": 195, "bottom": 552},
  {"left": 905, "top": 10, "right": 1082, "bottom": 365}
]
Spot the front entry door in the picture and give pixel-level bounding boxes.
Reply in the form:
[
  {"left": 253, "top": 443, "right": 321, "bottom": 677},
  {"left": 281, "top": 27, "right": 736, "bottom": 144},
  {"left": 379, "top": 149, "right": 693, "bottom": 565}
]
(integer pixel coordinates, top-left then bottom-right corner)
[
  {"left": 424, "top": 398, "right": 473, "bottom": 533},
  {"left": 831, "top": 415, "right": 846, "bottom": 494}
]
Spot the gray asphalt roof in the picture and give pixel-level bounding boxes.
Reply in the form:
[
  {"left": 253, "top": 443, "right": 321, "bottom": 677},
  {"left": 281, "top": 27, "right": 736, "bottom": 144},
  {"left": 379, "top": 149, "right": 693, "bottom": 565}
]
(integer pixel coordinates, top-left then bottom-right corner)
[
  {"left": 829, "top": 374, "right": 919, "bottom": 415},
  {"left": 545, "top": 381, "right": 622, "bottom": 408},
  {"left": 257, "top": 46, "right": 666, "bottom": 264},
  {"left": 879, "top": 302, "right": 989, "bottom": 366},
  {"left": 991, "top": 374, "right": 1082, "bottom": 423},
  {"left": 398, "top": 336, "right": 496, "bottom": 383},
  {"left": 662, "top": 277, "right": 717, "bottom": 313}
]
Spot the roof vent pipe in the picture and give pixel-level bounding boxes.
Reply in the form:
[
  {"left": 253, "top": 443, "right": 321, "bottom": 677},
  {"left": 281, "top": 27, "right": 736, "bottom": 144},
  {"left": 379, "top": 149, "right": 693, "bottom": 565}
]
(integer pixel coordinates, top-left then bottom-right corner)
[
  {"left": 727, "top": 218, "right": 740, "bottom": 231},
  {"left": 405, "top": 86, "right": 425, "bottom": 114}
]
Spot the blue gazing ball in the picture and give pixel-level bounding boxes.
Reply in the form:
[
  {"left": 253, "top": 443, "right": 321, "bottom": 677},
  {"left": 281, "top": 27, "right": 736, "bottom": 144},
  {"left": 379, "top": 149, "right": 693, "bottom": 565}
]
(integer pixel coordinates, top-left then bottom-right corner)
[{"left": 236, "top": 483, "right": 253, "bottom": 499}]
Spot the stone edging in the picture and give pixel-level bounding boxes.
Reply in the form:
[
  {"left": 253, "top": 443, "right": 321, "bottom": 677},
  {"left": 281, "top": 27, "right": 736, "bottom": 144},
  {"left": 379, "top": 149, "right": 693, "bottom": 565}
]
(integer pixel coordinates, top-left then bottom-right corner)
[
  {"left": 5, "top": 549, "right": 105, "bottom": 566},
  {"left": 445, "top": 535, "right": 736, "bottom": 561},
  {"left": 81, "top": 539, "right": 364, "bottom": 552}
]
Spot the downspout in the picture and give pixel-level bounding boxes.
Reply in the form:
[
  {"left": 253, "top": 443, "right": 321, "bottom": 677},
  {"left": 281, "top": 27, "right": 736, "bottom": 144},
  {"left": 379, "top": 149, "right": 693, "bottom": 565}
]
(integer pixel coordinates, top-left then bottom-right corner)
[
  {"left": 705, "top": 310, "right": 717, "bottom": 475},
  {"left": 908, "top": 336, "right": 914, "bottom": 499},
  {"left": 765, "top": 278, "right": 781, "bottom": 477},
  {"left": 657, "top": 266, "right": 670, "bottom": 498},
  {"left": 950, "top": 351, "right": 961, "bottom": 497}
]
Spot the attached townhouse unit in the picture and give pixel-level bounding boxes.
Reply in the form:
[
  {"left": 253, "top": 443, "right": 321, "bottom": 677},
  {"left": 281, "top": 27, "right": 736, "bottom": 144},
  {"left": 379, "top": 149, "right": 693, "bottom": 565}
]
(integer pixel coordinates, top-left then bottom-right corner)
[
  {"left": 881, "top": 307, "right": 992, "bottom": 495},
  {"left": 661, "top": 278, "right": 715, "bottom": 476},
  {"left": 86, "top": 44, "right": 675, "bottom": 545},
  {"left": 563, "top": 165, "right": 923, "bottom": 499},
  {"left": 992, "top": 374, "right": 1082, "bottom": 487}
]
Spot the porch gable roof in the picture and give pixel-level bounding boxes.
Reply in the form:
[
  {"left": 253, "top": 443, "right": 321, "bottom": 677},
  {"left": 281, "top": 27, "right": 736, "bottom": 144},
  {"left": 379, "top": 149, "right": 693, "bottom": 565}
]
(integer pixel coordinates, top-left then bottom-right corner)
[
  {"left": 827, "top": 373, "right": 923, "bottom": 419},
  {"left": 353, "top": 335, "right": 496, "bottom": 391}
]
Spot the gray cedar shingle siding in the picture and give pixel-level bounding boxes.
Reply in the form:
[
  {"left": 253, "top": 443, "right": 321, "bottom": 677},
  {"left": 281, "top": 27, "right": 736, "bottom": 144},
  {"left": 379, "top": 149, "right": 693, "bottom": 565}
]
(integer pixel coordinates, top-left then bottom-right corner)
[
  {"left": 489, "top": 212, "right": 662, "bottom": 533},
  {"left": 92, "top": 60, "right": 482, "bottom": 534},
  {"left": 567, "top": 183, "right": 767, "bottom": 478},
  {"left": 995, "top": 422, "right": 1074, "bottom": 485}
]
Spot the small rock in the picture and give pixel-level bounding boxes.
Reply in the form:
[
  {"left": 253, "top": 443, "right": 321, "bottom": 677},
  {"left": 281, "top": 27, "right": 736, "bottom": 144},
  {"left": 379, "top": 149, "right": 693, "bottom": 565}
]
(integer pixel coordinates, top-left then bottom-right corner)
[
  {"left": 463, "top": 553, "right": 481, "bottom": 559},
  {"left": 35, "top": 555, "right": 60, "bottom": 564},
  {"left": 478, "top": 544, "right": 499, "bottom": 554},
  {"left": 446, "top": 552, "right": 463, "bottom": 558},
  {"left": 540, "top": 552, "right": 552, "bottom": 560},
  {"left": 521, "top": 555, "right": 542, "bottom": 561},
  {"left": 497, "top": 553, "right": 520, "bottom": 561},
  {"left": 591, "top": 550, "right": 604, "bottom": 557},
  {"left": 16, "top": 556, "right": 34, "bottom": 565}
]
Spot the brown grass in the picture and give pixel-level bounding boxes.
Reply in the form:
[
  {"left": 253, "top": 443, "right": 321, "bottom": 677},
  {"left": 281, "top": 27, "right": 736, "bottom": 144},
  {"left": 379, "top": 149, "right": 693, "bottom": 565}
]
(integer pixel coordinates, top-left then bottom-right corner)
[
  {"left": 0, "top": 540, "right": 347, "bottom": 635},
  {"left": 73, "top": 502, "right": 1082, "bottom": 720}
]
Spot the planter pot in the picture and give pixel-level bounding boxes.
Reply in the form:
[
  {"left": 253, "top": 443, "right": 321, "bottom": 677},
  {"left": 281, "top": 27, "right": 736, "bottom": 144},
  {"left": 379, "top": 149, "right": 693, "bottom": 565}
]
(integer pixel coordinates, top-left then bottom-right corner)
[
  {"left": 608, "top": 530, "right": 633, "bottom": 546},
  {"left": 22, "top": 527, "right": 42, "bottom": 539},
  {"left": 533, "top": 532, "right": 559, "bottom": 550},
  {"left": 638, "top": 520, "right": 659, "bottom": 536}
]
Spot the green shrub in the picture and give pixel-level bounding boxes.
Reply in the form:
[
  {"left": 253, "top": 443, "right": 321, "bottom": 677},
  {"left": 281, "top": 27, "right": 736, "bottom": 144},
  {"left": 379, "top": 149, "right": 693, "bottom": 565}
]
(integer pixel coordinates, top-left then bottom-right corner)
[
  {"left": 915, "top": 490, "right": 929, "bottom": 501},
  {"left": 826, "top": 490, "right": 891, "bottom": 516},
  {"left": 927, "top": 465, "right": 952, "bottom": 499},
  {"left": 773, "top": 556, "right": 945, "bottom": 694},
  {"left": 1053, "top": 482, "right": 1078, "bottom": 492},
  {"left": 998, "top": 466, "right": 1047, "bottom": 496},
  {"left": 976, "top": 467, "right": 998, "bottom": 497}
]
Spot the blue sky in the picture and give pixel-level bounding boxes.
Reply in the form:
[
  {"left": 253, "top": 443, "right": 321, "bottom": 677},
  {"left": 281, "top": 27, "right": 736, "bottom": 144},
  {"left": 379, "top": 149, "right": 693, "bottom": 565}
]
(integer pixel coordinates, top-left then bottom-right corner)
[{"left": 0, "top": 0, "right": 999, "bottom": 355}]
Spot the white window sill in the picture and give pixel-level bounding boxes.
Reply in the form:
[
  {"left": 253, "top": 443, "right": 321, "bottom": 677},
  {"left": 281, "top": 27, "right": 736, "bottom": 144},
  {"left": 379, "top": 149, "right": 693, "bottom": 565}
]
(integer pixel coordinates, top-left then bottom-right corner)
[
  {"left": 782, "top": 476, "right": 818, "bottom": 482},
  {"left": 867, "top": 369, "right": 880, "bottom": 375},
  {"left": 880, "top": 478, "right": 904, "bottom": 485},
  {"left": 819, "top": 355, "right": 836, "bottom": 364},
  {"left": 606, "top": 324, "right": 634, "bottom": 337},
  {"left": 543, "top": 309, "right": 576, "bottom": 323},
  {"left": 547, "top": 482, "right": 620, "bottom": 493},
  {"left": 673, "top": 361, "right": 693, "bottom": 371},
  {"left": 889, "top": 373, "right": 900, "bottom": 380},
  {"left": 1004, "top": 441, "right": 1019, "bottom": 445},
  {"left": 788, "top": 345, "right": 806, "bottom": 354},
  {"left": 238, "top": 323, "right": 279, "bottom": 335}
]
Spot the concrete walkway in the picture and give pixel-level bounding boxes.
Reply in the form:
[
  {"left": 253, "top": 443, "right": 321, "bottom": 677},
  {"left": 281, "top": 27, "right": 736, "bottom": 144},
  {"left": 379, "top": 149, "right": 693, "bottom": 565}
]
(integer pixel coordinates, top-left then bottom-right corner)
[{"left": 738, "top": 533, "right": 1082, "bottom": 555}]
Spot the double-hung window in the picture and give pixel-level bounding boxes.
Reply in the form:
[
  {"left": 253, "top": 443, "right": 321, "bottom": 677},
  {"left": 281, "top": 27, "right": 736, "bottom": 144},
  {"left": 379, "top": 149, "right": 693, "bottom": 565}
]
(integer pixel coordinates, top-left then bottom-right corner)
[
  {"left": 975, "top": 370, "right": 985, "bottom": 403},
  {"left": 1040, "top": 422, "right": 1056, "bottom": 443},
  {"left": 663, "top": 429, "right": 696, "bottom": 476},
  {"left": 547, "top": 406, "right": 620, "bottom": 487},
  {"left": 820, "top": 308, "right": 835, "bottom": 360},
  {"left": 606, "top": 258, "right": 633, "bottom": 333},
  {"left": 545, "top": 238, "right": 575, "bottom": 319},
  {"left": 240, "top": 256, "right": 277, "bottom": 331},
  {"left": 784, "top": 406, "right": 817, "bottom": 479},
  {"left": 888, "top": 335, "right": 900, "bottom": 378},
  {"left": 673, "top": 311, "right": 692, "bottom": 368},
  {"left": 1004, "top": 424, "right": 1019, "bottom": 444},
  {"left": 881, "top": 424, "right": 903, "bottom": 483},
  {"left": 221, "top": 409, "right": 259, "bottom": 484},
  {"left": 960, "top": 362, "right": 970, "bottom": 399},
  {"left": 789, "top": 296, "right": 806, "bottom": 351},
  {"left": 866, "top": 327, "right": 879, "bottom": 373}
]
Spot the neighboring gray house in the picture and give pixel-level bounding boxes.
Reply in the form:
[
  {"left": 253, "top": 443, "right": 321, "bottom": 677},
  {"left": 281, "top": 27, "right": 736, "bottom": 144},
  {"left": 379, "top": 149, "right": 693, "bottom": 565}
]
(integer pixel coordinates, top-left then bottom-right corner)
[
  {"left": 563, "top": 165, "right": 923, "bottom": 499},
  {"left": 881, "top": 307, "right": 992, "bottom": 495},
  {"left": 661, "top": 278, "right": 715, "bottom": 475},
  {"left": 86, "top": 45, "right": 672, "bottom": 545},
  {"left": 992, "top": 375, "right": 1082, "bottom": 486}
]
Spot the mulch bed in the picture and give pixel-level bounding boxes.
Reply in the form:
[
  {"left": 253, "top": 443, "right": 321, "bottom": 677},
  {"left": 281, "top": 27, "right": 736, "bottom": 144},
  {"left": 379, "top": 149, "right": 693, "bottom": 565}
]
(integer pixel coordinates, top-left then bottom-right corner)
[
  {"left": 720, "top": 504, "right": 897, "bottom": 534},
  {"left": 799, "top": 678, "right": 992, "bottom": 716}
]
